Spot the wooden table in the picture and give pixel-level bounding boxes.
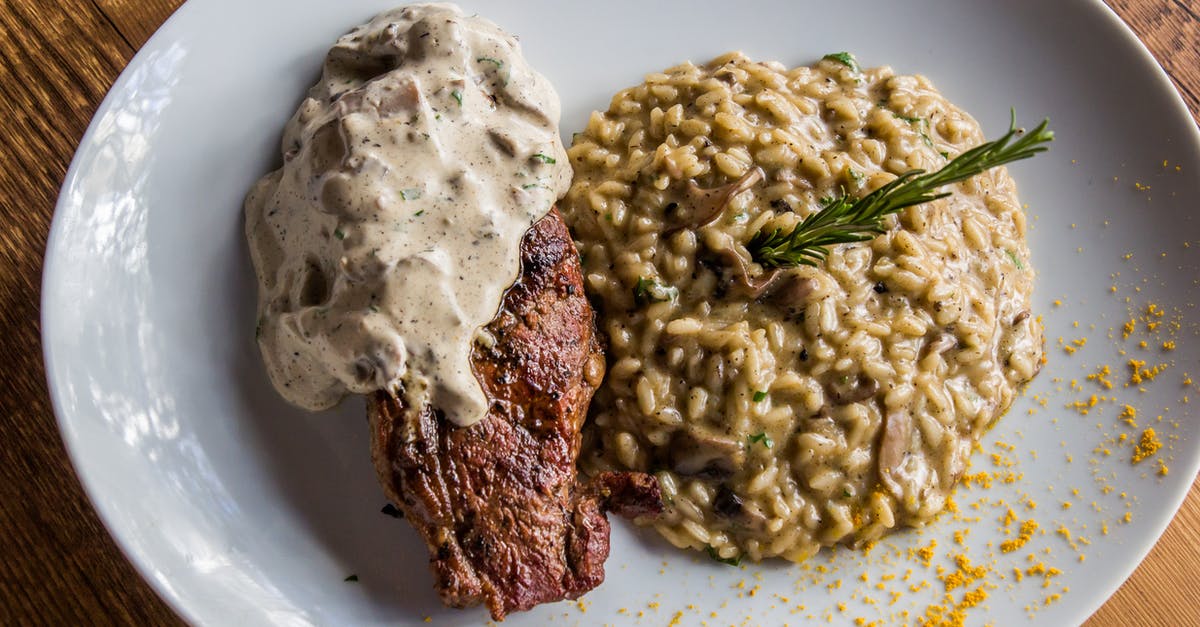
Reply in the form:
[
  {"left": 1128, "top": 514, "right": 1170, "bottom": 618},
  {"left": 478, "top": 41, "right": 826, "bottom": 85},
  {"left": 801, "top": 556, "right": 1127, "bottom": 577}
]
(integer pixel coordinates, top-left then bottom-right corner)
[{"left": 1, "top": 0, "right": 1196, "bottom": 625}]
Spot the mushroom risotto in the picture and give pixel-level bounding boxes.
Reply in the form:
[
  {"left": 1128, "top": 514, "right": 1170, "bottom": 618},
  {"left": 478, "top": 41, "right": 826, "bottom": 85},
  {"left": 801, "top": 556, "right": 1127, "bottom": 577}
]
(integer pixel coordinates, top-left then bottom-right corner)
[{"left": 564, "top": 52, "right": 1045, "bottom": 562}]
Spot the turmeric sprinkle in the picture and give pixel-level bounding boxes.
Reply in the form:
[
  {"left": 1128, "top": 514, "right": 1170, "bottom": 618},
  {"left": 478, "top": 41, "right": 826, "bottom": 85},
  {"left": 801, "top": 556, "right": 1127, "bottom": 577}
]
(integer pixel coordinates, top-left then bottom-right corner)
[
  {"left": 1119, "top": 404, "right": 1137, "bottom": 426},
  {"left": 1000, "top": 520, "right": 1039, "bottom": 553},
  {"left": 915, "top": 540, "right": 938, "bottom": 568},
  {"left": 1127, "top": 359, "right": 1168, "bottom": 385},
  {"left": 1132, "top": 428, "right": 1162, "bottom": 463},
  {"left": 1086, "top": 365, "right": 1114, "bottom": 389}
]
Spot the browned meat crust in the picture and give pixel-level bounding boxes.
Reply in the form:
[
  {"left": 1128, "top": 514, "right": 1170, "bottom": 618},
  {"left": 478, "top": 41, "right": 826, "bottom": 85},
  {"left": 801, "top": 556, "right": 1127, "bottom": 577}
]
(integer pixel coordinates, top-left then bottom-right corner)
[{"left": 367, "top": 209, "right": 661, "bottom": 620}]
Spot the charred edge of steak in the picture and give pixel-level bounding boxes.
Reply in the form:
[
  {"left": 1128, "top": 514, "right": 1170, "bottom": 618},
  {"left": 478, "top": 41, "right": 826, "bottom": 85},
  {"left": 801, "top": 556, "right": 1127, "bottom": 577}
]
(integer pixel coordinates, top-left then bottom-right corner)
[{"left": 368, "top": 209, "right": 661, "bottom": 621}]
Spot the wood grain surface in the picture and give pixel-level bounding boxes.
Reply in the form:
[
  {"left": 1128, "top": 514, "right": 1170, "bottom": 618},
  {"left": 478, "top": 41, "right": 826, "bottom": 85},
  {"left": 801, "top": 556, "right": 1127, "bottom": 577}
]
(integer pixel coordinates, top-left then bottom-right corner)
[{"left": 1, "top": 0, "right": 1195, "bottom": 625}]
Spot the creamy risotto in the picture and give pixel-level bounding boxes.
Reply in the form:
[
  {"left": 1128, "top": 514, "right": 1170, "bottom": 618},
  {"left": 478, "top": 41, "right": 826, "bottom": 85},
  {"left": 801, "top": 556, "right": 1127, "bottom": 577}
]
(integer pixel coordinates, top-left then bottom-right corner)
[{"left": 564, "top": 52, "right": 1044, "bottom": 562}]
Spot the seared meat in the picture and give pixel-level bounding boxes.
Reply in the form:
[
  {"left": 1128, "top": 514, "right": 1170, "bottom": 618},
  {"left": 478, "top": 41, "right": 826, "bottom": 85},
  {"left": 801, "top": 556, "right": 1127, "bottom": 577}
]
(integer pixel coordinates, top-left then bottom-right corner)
[{"left": 367, "top": 209, "right": 661, "bottom": 620}]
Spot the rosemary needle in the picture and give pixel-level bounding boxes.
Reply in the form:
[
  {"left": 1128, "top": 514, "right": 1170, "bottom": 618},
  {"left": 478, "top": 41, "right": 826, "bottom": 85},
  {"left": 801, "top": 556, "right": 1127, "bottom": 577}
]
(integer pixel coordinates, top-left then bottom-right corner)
[{"left": 747, "top": 114, "right": 1053, "bottom": 269}]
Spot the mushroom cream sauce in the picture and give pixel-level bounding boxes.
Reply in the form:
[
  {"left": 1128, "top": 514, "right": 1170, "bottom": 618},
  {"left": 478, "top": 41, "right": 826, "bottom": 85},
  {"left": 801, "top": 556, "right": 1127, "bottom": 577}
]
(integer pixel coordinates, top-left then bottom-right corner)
[{"left": 246, "top": 4, "right": 570, "bottom": 426}]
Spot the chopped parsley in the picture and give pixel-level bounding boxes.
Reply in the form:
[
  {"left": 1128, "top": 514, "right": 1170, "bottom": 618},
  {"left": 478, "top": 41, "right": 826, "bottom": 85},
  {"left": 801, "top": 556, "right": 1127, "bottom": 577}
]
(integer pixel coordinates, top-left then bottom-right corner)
[
  {"left": 748, "top": 432, "right": 773, "bottom": 448},
  {"left": 843, "top": 488, "right": 853, "bottom": 498},
  {"left": 531, "top": 153, "right": 557, "bottom": 164},
  {"left": 521, "top": 182, "right": 550, "bottom": 191},
  {"left": 822, "top": 51, "right": 860, "bottom": 73},
  {"left": 752, "top": 390, "right": 767, "bottom": 402},
  {"left": 450, "top": 90, "right": 463, "bottom": 106},
  {"left": 476, "top": 56, "right": 503, "bottom": 68},
  {"left": 333, "top": 227, "right": 345, "bottom": 240},
  {"left": 633, "top": 276, "right": 679, "bottom": 304},
  {"left": 848, "top": 169, "right": 865, "bottom": 188},
  {"left": 892, "top": 113, "right": 939, "bottom": 151},
  {"left": 399, "top": 188, "right": 422, "bottom": 200},
  {"left": 414, "top": 209, "right": 425, "bottom": 217},
  {"left": 368, "top": 304, "right": 380, "bottom": 314},
  {"left": 343, "top": 574, "right": 359, "bottom": 582},
  {"left": 705, "top": 545, "right": 743, "bottom": 566},
  {"left": 1005, "top": 248, "right": 1024, "bottom": 269}
]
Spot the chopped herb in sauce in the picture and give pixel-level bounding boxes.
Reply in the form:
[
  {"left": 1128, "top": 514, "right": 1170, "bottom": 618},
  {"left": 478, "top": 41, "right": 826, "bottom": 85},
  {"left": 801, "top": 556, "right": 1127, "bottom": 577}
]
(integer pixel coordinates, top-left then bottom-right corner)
[
  {"left": 531, "top": 153, "right": 556, "bottom": 164},
  {"left": 1005, "top": 248, "right": 1024, "bottom": 269},
  {"left": 822, "top": 51, "right": 860, "bottom": 73},
  {"left": 752, "top": 390, "right": 767, "bottom": 402},
  {"left": 399, "top": 188, "right": 422, "bottom": 200},
  {"left": 334, "top": 228, "right": 346, "bottom": 240},
  {"left": 748, "top": 432, "right": 773, "bottom": 448},
  {"left": 633, "top": 276, "right": 679, "bottom": 304},
  {"left": 475, "top": 56, "right": 503, "bottom": 68},
  {"left": 450, "top": 90, "right": 463, "bottom": 106},
  {"left": 414, "top": 210, "right": 426, "bottom": 217},
  {"left": 848, "top": 169, "right": 865, "bottom": 188},
  {"left": 704, "top": 545, "right": 743, "bottom": 566},
  {"left": 893, "top": 113, "right": 939, "bottom": 150}
]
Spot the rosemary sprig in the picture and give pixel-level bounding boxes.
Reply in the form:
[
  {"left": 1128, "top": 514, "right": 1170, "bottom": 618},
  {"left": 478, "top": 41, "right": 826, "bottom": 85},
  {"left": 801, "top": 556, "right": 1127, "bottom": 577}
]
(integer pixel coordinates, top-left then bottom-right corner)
[{"left": 747, "top": 114, "right": 1053, "bottom": 269}]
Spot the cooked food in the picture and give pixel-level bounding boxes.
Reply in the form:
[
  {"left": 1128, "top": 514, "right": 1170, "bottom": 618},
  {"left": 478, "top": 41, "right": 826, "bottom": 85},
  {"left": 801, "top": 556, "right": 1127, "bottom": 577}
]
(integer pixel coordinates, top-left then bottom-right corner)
[
  {"left": 244, "top": 3, "right": 659, "bottom": 619},
  {"left": 369, "top": 212, "right": 660, "bottom": 619},
  {"left": 564, "top": 52, "right": 1048, "bottom": 562}
]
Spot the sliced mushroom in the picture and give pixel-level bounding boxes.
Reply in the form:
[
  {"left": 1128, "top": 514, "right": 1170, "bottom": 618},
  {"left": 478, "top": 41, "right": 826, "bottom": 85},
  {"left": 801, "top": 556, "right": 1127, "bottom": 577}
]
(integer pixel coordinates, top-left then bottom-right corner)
[
  {"left": 712, "top": 484, "right": 744, "bottom": 518},
  {"left": 877, "top": 411, "right": 912, "bottom": 492},
  {"left": 712, "top": 484, "right": 769, "bottom": 530},
  {"left": 712, "top": 247, "right": 782, "bottom": 298},
  {"left": 765, "top": 274, "right": 817, "bottom": 317},
  {"left": 825, "top": 374, "right": 878, "bottom": 405},
  {"left": 664, "top": 167, "right": 764, "bottom": 234},
  {"left": 668, "top": 430, "right": 745, "bottom": 479}
]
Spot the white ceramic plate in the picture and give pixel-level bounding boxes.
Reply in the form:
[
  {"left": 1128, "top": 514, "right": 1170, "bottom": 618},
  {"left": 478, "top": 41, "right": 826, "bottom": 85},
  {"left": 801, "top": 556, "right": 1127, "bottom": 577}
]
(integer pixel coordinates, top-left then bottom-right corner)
[{"left": 44, "top": 0, "right": 1200, "bottom": 625}]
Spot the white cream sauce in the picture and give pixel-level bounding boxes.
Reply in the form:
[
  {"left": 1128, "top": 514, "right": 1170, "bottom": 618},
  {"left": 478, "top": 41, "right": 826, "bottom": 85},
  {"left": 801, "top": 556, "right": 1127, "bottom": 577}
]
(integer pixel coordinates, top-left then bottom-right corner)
[{"left": 245, "top": 3, "right": 570, "bottom": 425}]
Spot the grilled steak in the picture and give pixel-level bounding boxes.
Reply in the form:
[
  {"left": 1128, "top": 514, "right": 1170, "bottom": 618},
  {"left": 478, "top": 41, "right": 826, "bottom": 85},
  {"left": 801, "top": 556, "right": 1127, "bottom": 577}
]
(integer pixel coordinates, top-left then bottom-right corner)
[{"left": 367, "top": 209, "right": 662, "bottom": 620}]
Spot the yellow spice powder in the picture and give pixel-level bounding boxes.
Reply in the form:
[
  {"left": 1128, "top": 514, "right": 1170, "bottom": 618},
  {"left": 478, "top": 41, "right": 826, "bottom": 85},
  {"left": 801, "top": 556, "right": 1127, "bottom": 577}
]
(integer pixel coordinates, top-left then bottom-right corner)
[{"left": 1132, "top": 428, "right": 1162, "bottom": 463}]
